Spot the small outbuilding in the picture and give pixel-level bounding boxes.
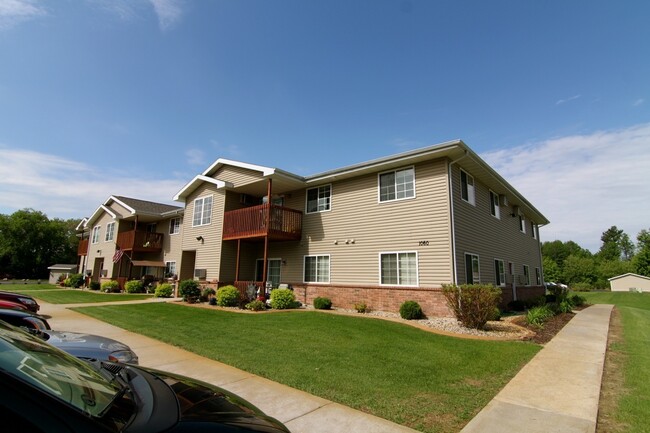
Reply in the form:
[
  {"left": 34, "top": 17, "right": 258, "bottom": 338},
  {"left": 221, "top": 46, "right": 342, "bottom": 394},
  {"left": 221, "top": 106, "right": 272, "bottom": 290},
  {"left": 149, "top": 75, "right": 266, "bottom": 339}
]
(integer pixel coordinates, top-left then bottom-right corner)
[
  {"left": 47, "top": 264, "right": 78, "bottom": 285},
  {"left": 609, "top": 273, "right": 650, "bottom": 292}
]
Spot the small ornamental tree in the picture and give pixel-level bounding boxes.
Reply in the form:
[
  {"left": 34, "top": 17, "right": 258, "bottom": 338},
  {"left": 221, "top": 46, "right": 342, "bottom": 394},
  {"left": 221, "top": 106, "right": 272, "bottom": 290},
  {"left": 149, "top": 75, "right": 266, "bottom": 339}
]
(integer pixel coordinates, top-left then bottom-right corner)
[
  {"left": 442, "top": 284, "right": 502, "bottom": 330},
  {"left": 179, "top": 279, "right": 201, "bottom": 303}
]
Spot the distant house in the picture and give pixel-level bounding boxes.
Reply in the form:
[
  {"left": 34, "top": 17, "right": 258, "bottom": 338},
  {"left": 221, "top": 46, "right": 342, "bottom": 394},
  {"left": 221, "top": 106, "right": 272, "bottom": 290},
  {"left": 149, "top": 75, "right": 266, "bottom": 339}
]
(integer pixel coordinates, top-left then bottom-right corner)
[
  {"left": 47, "top": 264, "right": 78, "bottom": 285},
  {"left": 77, "top": 140, "right": 549, "bottom": 315},
  {"left": 609, "top": 273, "right": 650, "bottom": 292}
]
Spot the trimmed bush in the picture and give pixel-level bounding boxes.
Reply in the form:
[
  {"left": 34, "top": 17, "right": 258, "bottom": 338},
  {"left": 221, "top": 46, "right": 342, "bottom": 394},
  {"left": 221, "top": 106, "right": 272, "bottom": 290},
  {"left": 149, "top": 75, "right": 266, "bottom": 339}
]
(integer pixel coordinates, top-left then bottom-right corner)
[
  {"left": 154, "top": 283, "right": 173, "bottom": 298},
  {"left": 179, "top": 279, "right": 201, "bottom": 303},
  {"left": 201, "top": 287, "right": 216, "bottom": 303},
  {"left": 399, "top": 301, "right": 423, "bottom": 320},
  {"left": 354, "top": 302, "right": 369, "bottom": 313},
  {"left": 101, "top": 280, "right": 120, "bottom": 293},
  {"left": 245, "top": 299, "right": 266, "bottom": 311},
  {"left": 124, "top": 280, "right": 144, "bottom": 293},
  {"left": 569, "top": 294, "right": 586, "bottom": 307},
  {"left": 89, "top": 281, "right": 100, "bottom": 291},
  {"left": 442, "top": 284, "right": 502, "bottom": 330},
  {"left": 526, "top": 305, "right": 555, "bottom": 328},
  {"left": 216, "top": 285, "right": 240, "bottom": 307},
  {"left": 313, "top": 297, "right": 332, "bottom": 310},
  {"left": 67, "top": 273, "right": 84, "bottom": 288},
  {"left": 270, "top": 288, "right": 296, "bottom": 310}
]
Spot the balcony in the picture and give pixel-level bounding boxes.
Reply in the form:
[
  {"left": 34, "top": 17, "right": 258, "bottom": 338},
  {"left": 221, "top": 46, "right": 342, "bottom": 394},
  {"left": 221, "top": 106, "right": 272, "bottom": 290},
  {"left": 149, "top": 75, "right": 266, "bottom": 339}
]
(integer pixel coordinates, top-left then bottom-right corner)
[
  {"left": 223, "top": 204, "right": 302, "bottom": 241},
  {"left": 77, "top": 239, "right": 89, "bottom": 256},
  {"left": 116, "top": 230, "right": 164, "bottom": 252}
]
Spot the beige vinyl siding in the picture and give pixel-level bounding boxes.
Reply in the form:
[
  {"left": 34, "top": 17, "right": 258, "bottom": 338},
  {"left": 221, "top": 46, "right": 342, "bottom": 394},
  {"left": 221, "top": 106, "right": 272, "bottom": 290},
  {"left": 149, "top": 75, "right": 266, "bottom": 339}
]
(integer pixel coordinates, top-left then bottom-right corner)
[
  {"left": 182, "top": 184, "right": 226, "bottom": 281},
  {"left": 451, "top": 164, "right": 542, "bottom": 285},
  {"left": 215, "top": 165, "right": 265, "bottom": 187},
  {"left": 107, "top": 202, "right": 130, "bottom": 219},
  {"left": 270, "top": 159, "right": 452, "bottom": 286},
  {"left": 85, "top": 212, "right": 118, "bottom": 277},
  {"left": 162, "top": 216, "right": 183, "bottom": 269}
]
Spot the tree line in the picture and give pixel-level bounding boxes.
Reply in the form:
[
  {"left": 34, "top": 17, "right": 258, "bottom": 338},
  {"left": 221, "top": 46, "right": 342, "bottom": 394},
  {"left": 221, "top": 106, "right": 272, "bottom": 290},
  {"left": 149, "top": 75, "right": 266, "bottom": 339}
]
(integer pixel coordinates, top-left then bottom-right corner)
[
  {"left": 542, "top": 225, "right": 650, "bottom": 290},
  {"left": 0, "top": 209, "right": 79, "bottom": 279}
]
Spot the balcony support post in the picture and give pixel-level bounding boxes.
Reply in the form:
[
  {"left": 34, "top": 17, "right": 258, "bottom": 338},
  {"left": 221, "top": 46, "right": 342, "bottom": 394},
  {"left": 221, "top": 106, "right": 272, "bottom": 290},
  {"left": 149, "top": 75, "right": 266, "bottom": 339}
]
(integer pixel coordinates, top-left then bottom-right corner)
[
  {"left": 235, "top": 239, "right": 241, "bottom": 282},
  {"left": 262, "top": 179, "right": 272, "bottom": 286}
]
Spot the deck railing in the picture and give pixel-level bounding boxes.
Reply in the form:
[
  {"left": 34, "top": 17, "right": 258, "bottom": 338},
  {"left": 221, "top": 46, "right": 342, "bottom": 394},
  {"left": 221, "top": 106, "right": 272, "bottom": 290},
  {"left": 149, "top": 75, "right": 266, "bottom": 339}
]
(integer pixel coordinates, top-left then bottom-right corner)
[
  {"left": 77, "top": 238, "right": 89, "bottom": 256},
  {"left": 223, "top": 204, "right": 302, "bottom": 241},
  {"left": 116, "top": 230, "right": 164, "bottom": 252}
]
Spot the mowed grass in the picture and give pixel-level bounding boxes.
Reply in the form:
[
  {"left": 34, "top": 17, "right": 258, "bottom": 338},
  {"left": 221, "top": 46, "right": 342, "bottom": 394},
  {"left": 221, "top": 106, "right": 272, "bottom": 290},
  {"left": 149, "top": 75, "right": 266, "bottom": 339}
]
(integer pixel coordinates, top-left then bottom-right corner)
[
  {"left": 0, "top": 283, "right": 153, "bottom": 303},
  {"left": 581, "top": 291, "right": 650, "bottom": 432},
  {"left": 76, "top": 303, "right": 540, "bottom": 433}
]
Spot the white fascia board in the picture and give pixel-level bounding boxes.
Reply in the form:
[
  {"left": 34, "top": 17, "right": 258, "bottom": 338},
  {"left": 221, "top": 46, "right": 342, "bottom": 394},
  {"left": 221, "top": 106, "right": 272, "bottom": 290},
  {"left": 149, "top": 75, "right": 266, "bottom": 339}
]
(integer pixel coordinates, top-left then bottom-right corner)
[
  {"left": 608, "top": 273, "right": 650, "bottom": 282},
  {"left": 173, "top": 175, "right": 234, "bottom": 202},
  {"left": 86, "top": 205, "right": 117, "bottom": 226},
  {"left": 107, "top": 196, "right": 136, "bottom": 215},
  {"left": 76, "top": 218, "right": 89, "bottom": 231},
  {"left": 202, "top": 158, "right": 276, "bottom": 177}
]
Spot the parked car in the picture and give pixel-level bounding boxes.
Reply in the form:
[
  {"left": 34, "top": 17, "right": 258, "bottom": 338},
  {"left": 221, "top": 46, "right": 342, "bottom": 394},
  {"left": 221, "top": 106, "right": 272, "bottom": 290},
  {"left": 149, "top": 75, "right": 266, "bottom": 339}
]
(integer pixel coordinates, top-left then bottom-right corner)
[
  {"left": 0, "top": 308, "right": 138, "bottom": 364},
  {"left": 0, "top": 290, "right": 40, "bottom": 312},
  {"left": 0, "top": 321, "right": 291, "bottom": 432},
  {"left": 0, "top": 299, "right": 29, "bottom": 310}
]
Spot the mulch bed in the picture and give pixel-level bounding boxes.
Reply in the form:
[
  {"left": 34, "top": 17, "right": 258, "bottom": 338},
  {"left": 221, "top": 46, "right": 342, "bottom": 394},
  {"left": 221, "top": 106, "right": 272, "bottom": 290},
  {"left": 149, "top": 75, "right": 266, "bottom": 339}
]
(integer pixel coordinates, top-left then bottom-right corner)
[{"left": 511, "top": 312, "right": 576, "bottom": 344}]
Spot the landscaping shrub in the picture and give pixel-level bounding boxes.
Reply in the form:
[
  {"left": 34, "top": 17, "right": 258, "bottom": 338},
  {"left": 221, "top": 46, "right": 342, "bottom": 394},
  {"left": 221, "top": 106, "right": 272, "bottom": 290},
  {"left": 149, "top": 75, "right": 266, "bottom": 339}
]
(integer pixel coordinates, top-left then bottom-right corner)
[
  {"left": 216, "top": 285, "right": 239, "bottom": 307},
  {"left": 569, "top": 294, "right": 586, "bottom": 307},
  {"left": 571, "top": 282, "right": 592, "bottom": 292},
  {"left": 201, "top": 287, "right": 216, "bottom": 303},
  {"left": 124, "top": 280, "right": 144, "bottom": 293},
  {"left": 313, "top": 297, "right": 332, "bottom": 310},
  {"left": 526, "top": 305, "right": 555, "bottom": 328},
  {"left": 270, "top": 288, "right": 296, "bottom": 309},
  {"left": 245, "top": 299, "right": 266, "bottom": 311},
  {"left": 354, "top": 302, "right": 368, "bottom": 313},
  {"left": 557, "top": 300, "right": 574, "bottom": 314},
  {"left": 67, "top": 273, "right": 84, "bottom": 288},
  {"left": 399, "top": 301, "right": 423, "bottom": 320},
  {"left": 442, "top": 284, "right": 502, "bottom": 329},
  {"left": 101, "top": 280, "right": 120, "bottom": 293},
  {"left": 179, "top": 279, "right": 201, "bottom": 303},
  {"left": 154, "top": 283, "right": 173, "bottom": 298},
  {"left": 89, "top": 281, "right": 100, "bottom": 291}
]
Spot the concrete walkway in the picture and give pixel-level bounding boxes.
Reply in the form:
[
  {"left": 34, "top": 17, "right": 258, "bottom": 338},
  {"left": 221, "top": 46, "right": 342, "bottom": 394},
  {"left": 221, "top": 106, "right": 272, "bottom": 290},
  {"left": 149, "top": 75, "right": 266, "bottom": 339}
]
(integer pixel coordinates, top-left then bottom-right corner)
[
  {"left": 461, "top": 303, "right": 614, "bottom": 433},
  {"left": 43, "top": 300, "right": 613, "bottom": 433}
]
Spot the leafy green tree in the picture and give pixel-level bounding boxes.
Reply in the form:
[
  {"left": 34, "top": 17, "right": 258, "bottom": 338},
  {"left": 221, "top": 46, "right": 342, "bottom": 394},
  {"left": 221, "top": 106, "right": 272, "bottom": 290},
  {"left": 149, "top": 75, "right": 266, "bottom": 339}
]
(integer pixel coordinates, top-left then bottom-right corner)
[
  {"left": 562, "top": 254, "right": 597, "bottom": 286},
  {"left": 542, "top": 240, "right": 591, "bottom": 268},
  {"left": 634, "top": 229, "right": 650, "bottom": 277},
  {"left": 597, "top": 225, "right": 633, "bottom": 261},
  {"left": 542, "top": 256, "right": 561, "bottom": 282}
]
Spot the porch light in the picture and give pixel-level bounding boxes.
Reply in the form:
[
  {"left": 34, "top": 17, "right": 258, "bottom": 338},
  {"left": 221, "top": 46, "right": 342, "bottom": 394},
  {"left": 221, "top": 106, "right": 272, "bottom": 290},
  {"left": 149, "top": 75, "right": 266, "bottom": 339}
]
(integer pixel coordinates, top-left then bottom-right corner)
[{"left": 196, "top": 236, "right": 204, "bottom": 243}]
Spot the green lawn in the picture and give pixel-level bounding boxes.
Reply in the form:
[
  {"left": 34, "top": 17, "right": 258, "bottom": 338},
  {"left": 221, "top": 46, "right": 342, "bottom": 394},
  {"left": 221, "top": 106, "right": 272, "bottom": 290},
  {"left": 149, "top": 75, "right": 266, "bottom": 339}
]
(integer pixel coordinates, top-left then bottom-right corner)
[
  {"left": 76, "top": 303, "right": 540, "bottom": 433},
  {"left": 0, "top": 283, "right": 154, "bottom": 303},
  {"left": 581, "top": 292, "right": 650, "bottom": 432}
]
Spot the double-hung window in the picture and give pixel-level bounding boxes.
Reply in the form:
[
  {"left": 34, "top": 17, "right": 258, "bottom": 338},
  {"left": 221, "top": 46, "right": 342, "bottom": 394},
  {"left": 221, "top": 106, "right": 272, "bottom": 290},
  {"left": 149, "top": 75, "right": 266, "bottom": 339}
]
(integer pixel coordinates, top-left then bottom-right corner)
[
  {"left": 460, "top": 170, "right": 475, "bottom": 205},
  {"left": 379, "top": 167, "right": 415, "bottom": 202},
  {"left": 165, "top": 261, "right": 177, "bottom": 277},
  {"left": 304, "top": 255, "right": 330, "bottom": 283},
  {"left": 91, "top": 226, "right": 101, "bottom": 244},
  {"left": 465, "top": 253, "right": 480, "bottom": 284},
  {"left": 105, "top": 222, "right": 115, "bottom": 242},
  {"left": 489, "top": 191, "right": 500, "bottom": 219},
  {"left": 306, "top": 185, "right": 331, "bottom": 213},
  {"left": 535, "top": 267, "right": 541, "bottom": 285},
  {"left": 519, "top": 214, "right": 526, "bottom": 233},
  {"left": 192, "top": 196, "right": 213, "bottom": 227},
  {"left": 531, "top": 221, "right": 537, "bottom": 239},
  {"left": 523, "top": 265, "right": 530, "bottom": 286},
  {"left": 494, "top": 259, "right": 506, "bottom": 286},
  {"left": 169, "top": 217, "right": 181, "bottom": 235},
  {"left": 380, "top": 252, "right": 418, "bottom": 285}
]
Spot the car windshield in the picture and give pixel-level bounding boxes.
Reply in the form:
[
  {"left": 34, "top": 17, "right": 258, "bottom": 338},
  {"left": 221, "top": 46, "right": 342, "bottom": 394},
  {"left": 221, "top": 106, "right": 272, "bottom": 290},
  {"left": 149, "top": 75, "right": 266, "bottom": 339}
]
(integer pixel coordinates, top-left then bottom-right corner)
[{"left": 0, "top": 324, "right": 122, "bottom": 417}]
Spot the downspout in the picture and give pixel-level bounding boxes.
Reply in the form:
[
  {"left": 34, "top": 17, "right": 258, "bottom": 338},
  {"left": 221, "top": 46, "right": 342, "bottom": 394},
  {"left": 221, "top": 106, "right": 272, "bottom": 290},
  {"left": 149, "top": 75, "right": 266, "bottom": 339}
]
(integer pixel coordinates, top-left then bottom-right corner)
[
  {"left": 447, "top": 150, "right": 468, "bottom": 285},
  {"left": 537, "top": 222, "right": 548, "bottom": 288}
]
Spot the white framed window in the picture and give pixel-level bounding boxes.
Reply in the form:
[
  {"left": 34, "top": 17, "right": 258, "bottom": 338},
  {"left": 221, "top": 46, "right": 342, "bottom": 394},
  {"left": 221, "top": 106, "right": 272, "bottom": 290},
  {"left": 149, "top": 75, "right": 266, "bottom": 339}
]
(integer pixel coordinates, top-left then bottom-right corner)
[
  {"left": 465, "top": 253, "right": 480, "bottom": 284},
  {"left": 165, "top": 261, "right": 176, "bottom": 277},
  {"left": 192, "top": 195, "right": 213, "bottom": 227},
  {"left": 489, "top": 191, "right": 500, "bottom": 219},
  {"left": 380, "top": 252, "right": 418, "bottom": 286},
  {"left": 306, "top": 185, "right": 331, "bottom": 213},
  {"left": 535, "top": 267, "right": 541, "bottom": 285},
  {"left": 169, "top": 217, "right": 181, "bottom": 235},
  {"left": 105, "top": 222, "right": 115, "bottom": 242},
  {"left": 494, "top": 259, "right": 506, "bottom": 286},
  {"left": 519, "top": 214, "right": 526, "bottom": 233},
  {"left": 379, "top": 167, "right": 415, "bottom": 202},
  {"left": 304, "top": 255, "right": 330, "bottom": 283},
  {"left": 460, "top": 169, "right": 475, "bottom": 205},
  {"left": 523, "top": 265, "right": 530, "bottom": 286},
  {"left": 91, "top": 226, "right": 101, "bottom": 244},
  {"left": 531, "top": 221, "right": 537, "bottom": 239}
]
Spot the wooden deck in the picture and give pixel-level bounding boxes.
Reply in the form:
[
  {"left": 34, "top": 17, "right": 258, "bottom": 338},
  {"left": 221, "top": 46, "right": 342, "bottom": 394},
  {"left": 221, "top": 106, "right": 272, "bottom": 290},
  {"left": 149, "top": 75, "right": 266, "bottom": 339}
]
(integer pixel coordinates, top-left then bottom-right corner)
[{"left": 223, "top": 204, "right": 302, "bottom": 241}]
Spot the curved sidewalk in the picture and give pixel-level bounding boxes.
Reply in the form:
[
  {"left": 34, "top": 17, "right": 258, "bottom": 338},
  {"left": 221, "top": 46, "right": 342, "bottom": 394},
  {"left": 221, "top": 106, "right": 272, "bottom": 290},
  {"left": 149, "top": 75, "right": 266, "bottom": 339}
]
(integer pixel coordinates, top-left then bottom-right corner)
[
  {"left": 461, "top": 303, "right": 614, "bottom": 433},
  {"left": 43, "top": 299, "right": 420, "bottom": 433}
]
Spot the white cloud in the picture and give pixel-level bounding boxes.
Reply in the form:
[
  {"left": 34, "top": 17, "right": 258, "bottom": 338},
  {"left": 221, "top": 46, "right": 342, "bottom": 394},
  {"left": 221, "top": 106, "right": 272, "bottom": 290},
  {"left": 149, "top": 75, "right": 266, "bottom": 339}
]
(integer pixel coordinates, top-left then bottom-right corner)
[
  {"left": 0, "top": 0, "right": 45, "bottom": 29},
  {"left": 556, "top": 94, "right": 581, "bottom": 105},
  {"left": 0, "top": 146, "right": 185, "bottom": 220},
  {"left": 86, "top": 0, "right": 183, "bottom": 30},
  {"left": 185, "top": 148, "right": 206, "bottom": 166},
  {"left": 147, "top": 0, "right": 183, "bottom": 30},
  {"left": 633, "top": 98, "right": 645, "bottom": 107},
  {"left": 481, "top": 123, "right": 650, "bottom": 252}
]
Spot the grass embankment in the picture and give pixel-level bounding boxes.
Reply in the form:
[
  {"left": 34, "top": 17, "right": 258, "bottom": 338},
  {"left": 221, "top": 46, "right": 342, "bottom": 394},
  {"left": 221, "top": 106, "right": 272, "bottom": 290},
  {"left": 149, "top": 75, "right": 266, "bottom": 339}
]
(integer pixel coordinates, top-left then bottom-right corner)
[
  {"left": 581, "top": 292, "right": 650, "bottom": 432},
  {"left": 0, "top": 283, "right": 154, "bottom": 303},
  {"left": 76, "top": 302, "right": 539, "bottom": 433}
]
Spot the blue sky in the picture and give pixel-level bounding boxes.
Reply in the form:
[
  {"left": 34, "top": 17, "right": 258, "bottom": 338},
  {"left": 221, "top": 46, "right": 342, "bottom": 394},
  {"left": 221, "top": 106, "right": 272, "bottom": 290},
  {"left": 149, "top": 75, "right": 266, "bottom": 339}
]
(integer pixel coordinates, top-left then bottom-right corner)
[{"left": 0, "top": 0, "right": 649, "bottom": 252}]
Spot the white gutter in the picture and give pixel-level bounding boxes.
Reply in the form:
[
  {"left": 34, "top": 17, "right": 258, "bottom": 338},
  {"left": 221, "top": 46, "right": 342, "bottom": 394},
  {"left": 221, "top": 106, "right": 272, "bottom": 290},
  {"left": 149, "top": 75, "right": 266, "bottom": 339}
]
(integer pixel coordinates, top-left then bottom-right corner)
[{"left": 447, "top": 150, "right": 468, "bottom": 285}]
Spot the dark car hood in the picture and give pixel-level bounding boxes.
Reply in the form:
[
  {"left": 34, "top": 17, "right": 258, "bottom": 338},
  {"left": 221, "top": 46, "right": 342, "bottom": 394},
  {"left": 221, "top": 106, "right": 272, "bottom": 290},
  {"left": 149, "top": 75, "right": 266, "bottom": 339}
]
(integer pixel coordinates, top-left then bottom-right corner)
[{"left": 45, "top": 330, "right": 130, "bottom": 351}]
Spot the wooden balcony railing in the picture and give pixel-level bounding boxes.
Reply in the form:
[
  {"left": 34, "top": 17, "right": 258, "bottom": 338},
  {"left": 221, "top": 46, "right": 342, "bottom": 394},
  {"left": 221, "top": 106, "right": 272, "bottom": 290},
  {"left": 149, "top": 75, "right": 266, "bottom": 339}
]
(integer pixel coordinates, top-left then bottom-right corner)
[
  {"left": 223, "top": 204, "right": 302, "bottom": 241},
  {"left": 77, "top": 238, "right": 89, "bottom": 256},
  {"left": 116, "top": 230, "right": 164, "bottom": 252}
]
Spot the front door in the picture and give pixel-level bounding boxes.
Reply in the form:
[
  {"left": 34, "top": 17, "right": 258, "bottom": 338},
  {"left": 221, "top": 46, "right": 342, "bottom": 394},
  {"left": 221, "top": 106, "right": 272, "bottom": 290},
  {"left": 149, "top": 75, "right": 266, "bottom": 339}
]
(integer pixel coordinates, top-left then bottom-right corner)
[
  {"left": 255, "top": 258, "right": 281, "bottom": 288},
  {"left": 92, "top": 258, "right": 104, "bottom": 283}
]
